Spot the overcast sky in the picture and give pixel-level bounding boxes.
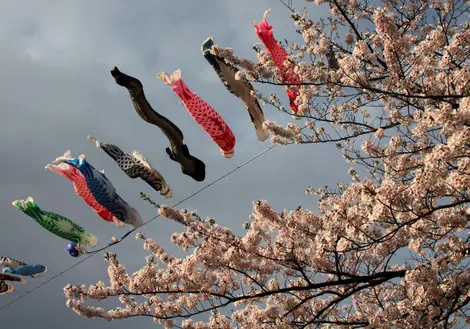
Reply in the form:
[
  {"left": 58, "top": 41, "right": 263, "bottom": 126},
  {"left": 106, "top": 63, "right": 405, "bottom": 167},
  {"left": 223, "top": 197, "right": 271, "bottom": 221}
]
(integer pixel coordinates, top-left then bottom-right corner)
[{"left": 0, "top": 1, "right": 349, "bottom": 328}]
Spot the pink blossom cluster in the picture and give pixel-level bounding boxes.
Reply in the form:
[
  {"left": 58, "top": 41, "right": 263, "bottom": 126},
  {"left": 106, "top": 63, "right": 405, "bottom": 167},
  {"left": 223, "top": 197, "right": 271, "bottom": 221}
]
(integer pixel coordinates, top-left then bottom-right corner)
[{"left": 65, "top": 0, "right": 470, "bottom": 327}]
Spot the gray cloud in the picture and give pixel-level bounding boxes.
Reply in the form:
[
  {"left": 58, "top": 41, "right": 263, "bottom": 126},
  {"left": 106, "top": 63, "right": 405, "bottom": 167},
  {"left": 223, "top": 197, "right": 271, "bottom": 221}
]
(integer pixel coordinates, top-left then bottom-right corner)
[{"left": 0, "top": 1, "right": 344, "bottom": 328}]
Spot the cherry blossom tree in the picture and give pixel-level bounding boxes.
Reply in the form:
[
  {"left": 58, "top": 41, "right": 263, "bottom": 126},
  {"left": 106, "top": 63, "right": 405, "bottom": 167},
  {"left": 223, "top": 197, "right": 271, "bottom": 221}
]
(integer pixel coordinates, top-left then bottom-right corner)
[{"left": 64, "top": 0, "right": 470, "bottom": 327}]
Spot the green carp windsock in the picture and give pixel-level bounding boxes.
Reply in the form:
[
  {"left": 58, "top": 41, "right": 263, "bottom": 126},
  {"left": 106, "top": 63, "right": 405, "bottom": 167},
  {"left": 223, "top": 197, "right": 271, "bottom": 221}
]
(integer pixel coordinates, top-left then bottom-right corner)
[
  {"left": 12, "top": 197, "right": 98, "bottom": 247},
  {"left": 88, "top": 136, "right": 172, "bottom": 198}
]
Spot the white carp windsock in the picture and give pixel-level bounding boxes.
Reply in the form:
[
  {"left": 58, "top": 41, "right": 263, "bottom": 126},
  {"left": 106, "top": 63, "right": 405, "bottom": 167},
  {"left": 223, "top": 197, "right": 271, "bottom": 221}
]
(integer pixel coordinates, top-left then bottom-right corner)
[{"left": 201, "top": 36, "right": 269, "bottom": 142}]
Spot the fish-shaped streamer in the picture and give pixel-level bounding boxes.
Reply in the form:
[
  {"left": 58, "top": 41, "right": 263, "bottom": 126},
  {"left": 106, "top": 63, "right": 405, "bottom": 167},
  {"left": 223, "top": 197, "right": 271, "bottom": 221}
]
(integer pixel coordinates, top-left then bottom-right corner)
[
  {"left": 3, "top": 264, "right": 47, "bottom": 277},
  {"left": 88, "top": 136, "right": 172, "bottom": 198},
  {"left": 0, "top": 255, "right": 26, "bottom": 269},
  {"left": 255, "top": 9, "right": 301, "bottom": 117},
  {"left": 12, "top": 197, "right": 98, "bottom": 247},
  {"left": 201, "top": 37, "right": 269, "bottom": 142},
  {"left": 110, "top": 67, "right": 206, "bottom": 182},
  {"left": 0, "top": 273, "right": 27, "bottom": 284},
  {"left": 326, "top": 45, "right": 340, "bottom": 70},
  {"left": 46, "top": 151, "right": 124, "bottom": 228},
  {"left": 0, "top": 281, "right": 14, "bottom": 295},
  {"left": 0, "top": 256, "right": 44, "bottom": 278},
  {"left": 53, "top": 154, "right": 143, "bottom": 228},
  {"left": 158, "top": 69, "right": 236, "bottom": 158}
]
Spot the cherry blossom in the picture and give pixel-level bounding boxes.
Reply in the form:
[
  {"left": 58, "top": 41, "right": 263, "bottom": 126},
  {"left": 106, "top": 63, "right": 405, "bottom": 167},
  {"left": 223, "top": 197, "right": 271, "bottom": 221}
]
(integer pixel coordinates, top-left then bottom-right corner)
[{"left": 65, "top": 0, "right": 470, "bottom": 327}]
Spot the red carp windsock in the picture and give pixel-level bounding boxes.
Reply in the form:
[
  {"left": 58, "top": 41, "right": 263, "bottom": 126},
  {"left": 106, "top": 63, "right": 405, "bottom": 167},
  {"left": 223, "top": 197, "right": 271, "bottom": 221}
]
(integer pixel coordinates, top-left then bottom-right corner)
[
  {"left": 46, "top": 151, "right": 124, "bottom": 228},
  {"left": 255, "top": 9, "right": 301, "bottom": 118},
  {"left": 157, "top": 69, "right": 236, "bottom": 158}
]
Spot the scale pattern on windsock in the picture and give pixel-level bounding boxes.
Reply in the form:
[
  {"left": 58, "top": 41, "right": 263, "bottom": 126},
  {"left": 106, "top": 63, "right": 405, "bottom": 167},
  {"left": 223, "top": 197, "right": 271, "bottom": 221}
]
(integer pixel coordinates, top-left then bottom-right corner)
[
  {"left": 158, "top": 69, "right": 236, "bottom": 158},
  {"left": 255, "top": 10, "right": 301, "bottom": 116}
]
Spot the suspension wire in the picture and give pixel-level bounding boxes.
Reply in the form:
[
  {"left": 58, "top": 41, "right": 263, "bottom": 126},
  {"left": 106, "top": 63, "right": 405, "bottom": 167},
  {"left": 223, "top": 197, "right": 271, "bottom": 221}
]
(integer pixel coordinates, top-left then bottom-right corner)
[{"left": 0, "top": 142, "right": 278, "bottom": 313}]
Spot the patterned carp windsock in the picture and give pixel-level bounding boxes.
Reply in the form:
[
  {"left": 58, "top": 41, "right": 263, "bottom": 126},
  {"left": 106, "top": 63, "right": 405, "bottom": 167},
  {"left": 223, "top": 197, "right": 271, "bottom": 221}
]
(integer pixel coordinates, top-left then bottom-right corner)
[
  {"left": 52, "top": 154, "right": 143, "bottom": 228},
  {"left": 201, "top": 36, "right": 269, "bottom": 142},
  {"left": 0, "top": 281, "right": 14, "bottom": 295},
  {"left": 0, "top": 256, "right": 45, "bottom": 278},
  {"left": 255, "top": 9, "right": 301, "bottom": 118},
  {"left": 0, "top": 255, "right": 26, "bottom": 269},
  {"left": 157, "top": 69, "right": 236, "bottom": 158},
  {"left": 3, "top": 264, "right": 47, "bottom": 277},
  {"left": 12, "top": 197, "right": 99, "bottom": 247},
  {"left": 110, "top": 66, "right": 206, "bottom": 182},
  {"left": 0, "top": 273, "right": 27, "bottom": 284},
  {"left": 88, "top": 136, "right": 172, "bottom": 198},
  {"left": 46, "top": 151, "right": 124, "bottom": 228}
]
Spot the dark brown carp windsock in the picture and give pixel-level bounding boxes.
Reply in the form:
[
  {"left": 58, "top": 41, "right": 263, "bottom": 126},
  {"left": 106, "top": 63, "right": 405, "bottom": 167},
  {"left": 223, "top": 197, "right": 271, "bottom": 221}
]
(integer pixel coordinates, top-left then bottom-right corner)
[
  {"left": 110, "top": 67, "right": 206, "bottom": 182},
  {"left": 0, "top": 273, "right": 27, "bottom": 284}
]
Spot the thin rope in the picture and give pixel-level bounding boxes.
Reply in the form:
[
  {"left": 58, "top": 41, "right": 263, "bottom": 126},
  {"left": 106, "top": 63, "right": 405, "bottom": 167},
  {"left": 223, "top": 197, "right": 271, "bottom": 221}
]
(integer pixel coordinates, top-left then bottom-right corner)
[
  {"left": 0, "top": 142, "right": 278, "bottom": 313},
  {"left": 229, "top": 157, "right": 238, "bottom": 169}
]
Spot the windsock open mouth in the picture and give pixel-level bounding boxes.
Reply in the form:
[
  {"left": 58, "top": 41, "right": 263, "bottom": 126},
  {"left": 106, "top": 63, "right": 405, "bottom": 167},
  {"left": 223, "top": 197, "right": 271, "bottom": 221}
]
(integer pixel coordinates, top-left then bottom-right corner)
[{"left": 0, "top": 282, "right": 14, "bottom": 295}]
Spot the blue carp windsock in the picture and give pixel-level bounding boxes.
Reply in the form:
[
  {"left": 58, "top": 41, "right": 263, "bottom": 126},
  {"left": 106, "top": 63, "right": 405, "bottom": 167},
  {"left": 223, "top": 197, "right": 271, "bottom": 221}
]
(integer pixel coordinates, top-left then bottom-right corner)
[
  {"left": 52, "top": 154, "right": 143, "bottom": 228},
  {"left": 12, "top": 197, "right": 98, "bottom": 247},
  {"left": 0, "top": 255, "right": 46, "bottom": 278},
  {"left": 88, "top": 136, "right": 172, "bottom": 198},
  {"left": 201, "top": 37, "right": 269, "bottom": 142},
  {"left": 3, "top": 264, "right": 47, "bottom": 277},
  {"left": 46, "top": 150, "right": 124, "bottom": 228}
]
